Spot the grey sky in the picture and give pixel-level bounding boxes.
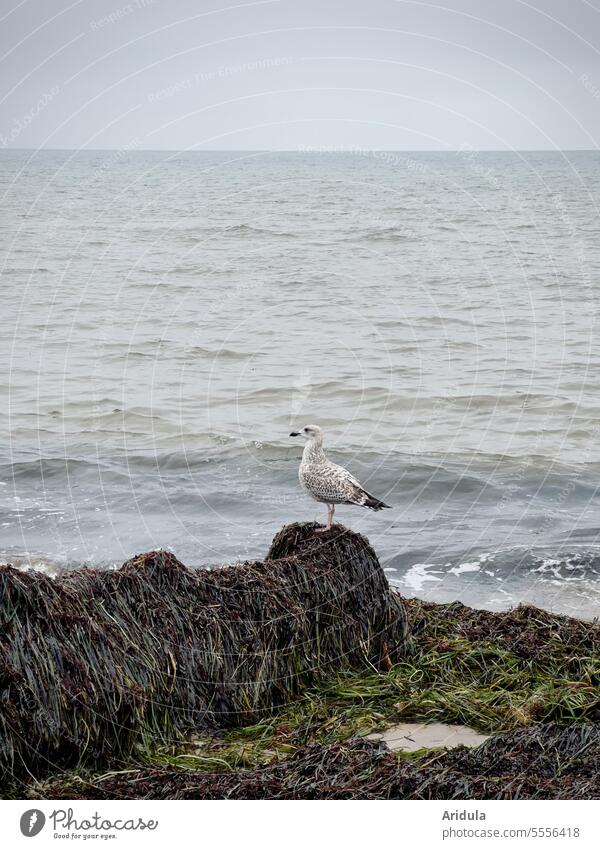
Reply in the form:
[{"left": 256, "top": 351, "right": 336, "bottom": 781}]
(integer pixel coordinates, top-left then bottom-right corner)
[{"left": 1, "top": 0, "right": 599, "bottom": 150}]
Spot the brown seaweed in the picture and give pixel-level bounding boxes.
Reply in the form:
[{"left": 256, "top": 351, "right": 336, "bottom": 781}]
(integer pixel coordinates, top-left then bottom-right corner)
[
  {"left": 37, "top": 723, "right": 600, "bottom": 800},
  {"left": 0, "top": 522, "right": 408, "bottom": 782}
]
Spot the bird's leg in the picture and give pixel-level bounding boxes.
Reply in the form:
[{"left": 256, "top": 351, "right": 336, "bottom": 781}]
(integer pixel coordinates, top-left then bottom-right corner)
[{"left": 316, "top": 505, "right": 333, "bottom": 532}]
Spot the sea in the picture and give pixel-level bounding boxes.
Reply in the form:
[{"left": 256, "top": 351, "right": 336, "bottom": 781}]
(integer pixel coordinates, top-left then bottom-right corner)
[{"left": 2, "top": 148, "right": 600, "bottom": 619}]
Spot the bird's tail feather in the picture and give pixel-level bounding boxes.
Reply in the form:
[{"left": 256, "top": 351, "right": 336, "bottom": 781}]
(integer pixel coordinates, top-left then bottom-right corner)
[{"left": 364, "top": 493, "right": 391, "bottom": 511}]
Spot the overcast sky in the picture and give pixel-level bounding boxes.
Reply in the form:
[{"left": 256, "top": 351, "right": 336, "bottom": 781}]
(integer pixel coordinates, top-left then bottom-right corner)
[{"left": 1, "top": 0, "right": 599, "bottom": 150}]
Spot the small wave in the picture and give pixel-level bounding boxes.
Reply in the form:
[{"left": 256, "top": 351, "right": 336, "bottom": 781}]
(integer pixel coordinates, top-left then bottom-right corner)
[
  {"left": 0, "top": 554, "right": 65, "bottom": 578},
  {"left": 183, "top": 346, "right": 255, "bottom": 361},
  {"left": 181, "top": 223, "right": 298, "bottom": 240},
  {"left": 3, "top": 456, "right": 106, "bottom": 480},
  {"left": 402, "top": 562, "right": 444, "bottom": 591},
  {"left": 448, "top": 552, "right": 494, "bottom": 577},
  {"left": 530, "top": 552, "right": 600, "bottom": 583},
  {"left": 349, "top": 226, "right": 410, "bottom": 242}
]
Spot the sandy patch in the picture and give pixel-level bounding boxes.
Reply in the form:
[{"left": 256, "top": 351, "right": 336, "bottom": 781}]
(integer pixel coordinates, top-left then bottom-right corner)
[{"left": 367, "top": 722, "right": 489, "bottom": 752}]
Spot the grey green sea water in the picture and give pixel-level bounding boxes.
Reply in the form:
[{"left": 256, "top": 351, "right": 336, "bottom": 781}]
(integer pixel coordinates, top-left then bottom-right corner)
[{"left": 2, "top": 149, "right": 600, "bottom": 617}]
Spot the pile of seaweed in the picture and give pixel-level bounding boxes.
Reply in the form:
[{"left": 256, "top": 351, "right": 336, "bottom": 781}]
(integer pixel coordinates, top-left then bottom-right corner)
[
  {"left": 4, "top": 521, "right": 600, "bottom": 800},
  {"left": 37, "top": 723, "right": 600, "bottom": 800},
  {"left": 0, "top": 523, "right": 408, "bottom": 782},
  {"left": 21, "top": 588, "right": 600, "bottom": 801}
]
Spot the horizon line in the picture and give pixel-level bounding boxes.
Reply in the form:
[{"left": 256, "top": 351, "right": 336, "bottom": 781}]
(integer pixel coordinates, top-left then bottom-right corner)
[{"left": 1, "top": 147, "right": 599, "bottom": 154}]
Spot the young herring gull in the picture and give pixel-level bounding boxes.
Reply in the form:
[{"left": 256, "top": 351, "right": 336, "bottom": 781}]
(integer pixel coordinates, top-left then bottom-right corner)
[{"left": 289, "top": 424, "right": 391, "bottom": 530}]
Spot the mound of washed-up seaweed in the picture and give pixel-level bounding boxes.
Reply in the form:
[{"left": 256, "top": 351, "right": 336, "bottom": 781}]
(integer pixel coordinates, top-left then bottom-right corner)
[
  {"left": 0, "top": 523, "right": 408, "bottom": 782},
  {"left": 22, "top": 586, "right": 600, "bottom": 801},
  {"left": 36, "top": 723, "right": 600, "bottom": 800}
]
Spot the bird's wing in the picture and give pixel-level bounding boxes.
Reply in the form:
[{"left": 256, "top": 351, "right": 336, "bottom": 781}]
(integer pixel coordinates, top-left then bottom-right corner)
[{"left": 329, "top": 462, "right": 371, "bottom": 505}]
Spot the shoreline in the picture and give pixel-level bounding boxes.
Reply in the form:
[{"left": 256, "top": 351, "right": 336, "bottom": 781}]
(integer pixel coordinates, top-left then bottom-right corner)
[{"left": 1, "top": 524, "right": 599, "bottom": 801}]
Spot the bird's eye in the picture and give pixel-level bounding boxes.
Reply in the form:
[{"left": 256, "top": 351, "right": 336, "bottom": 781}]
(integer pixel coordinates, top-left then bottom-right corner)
[{"left": 303, "top": 427, "right": 308, "bottom": 433}]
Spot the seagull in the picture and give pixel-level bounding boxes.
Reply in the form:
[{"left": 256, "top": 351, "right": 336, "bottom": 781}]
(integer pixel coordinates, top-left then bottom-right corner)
[{"left": 289, "top": 424, "right": 391, "bottom": 530}]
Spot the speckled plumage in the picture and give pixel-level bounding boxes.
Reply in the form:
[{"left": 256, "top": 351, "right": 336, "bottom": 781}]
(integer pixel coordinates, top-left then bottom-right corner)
[
  {"left": 299, "top": 440, "right": 371, "bottom": 505},
  {"left": 290, "top": 425, "right": 390, "bottom": 528}
]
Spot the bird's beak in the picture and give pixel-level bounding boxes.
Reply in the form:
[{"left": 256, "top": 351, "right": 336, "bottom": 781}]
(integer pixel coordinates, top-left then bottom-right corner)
[{"left": 289, "top": 431, "right": 300, "bottom": 437}]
